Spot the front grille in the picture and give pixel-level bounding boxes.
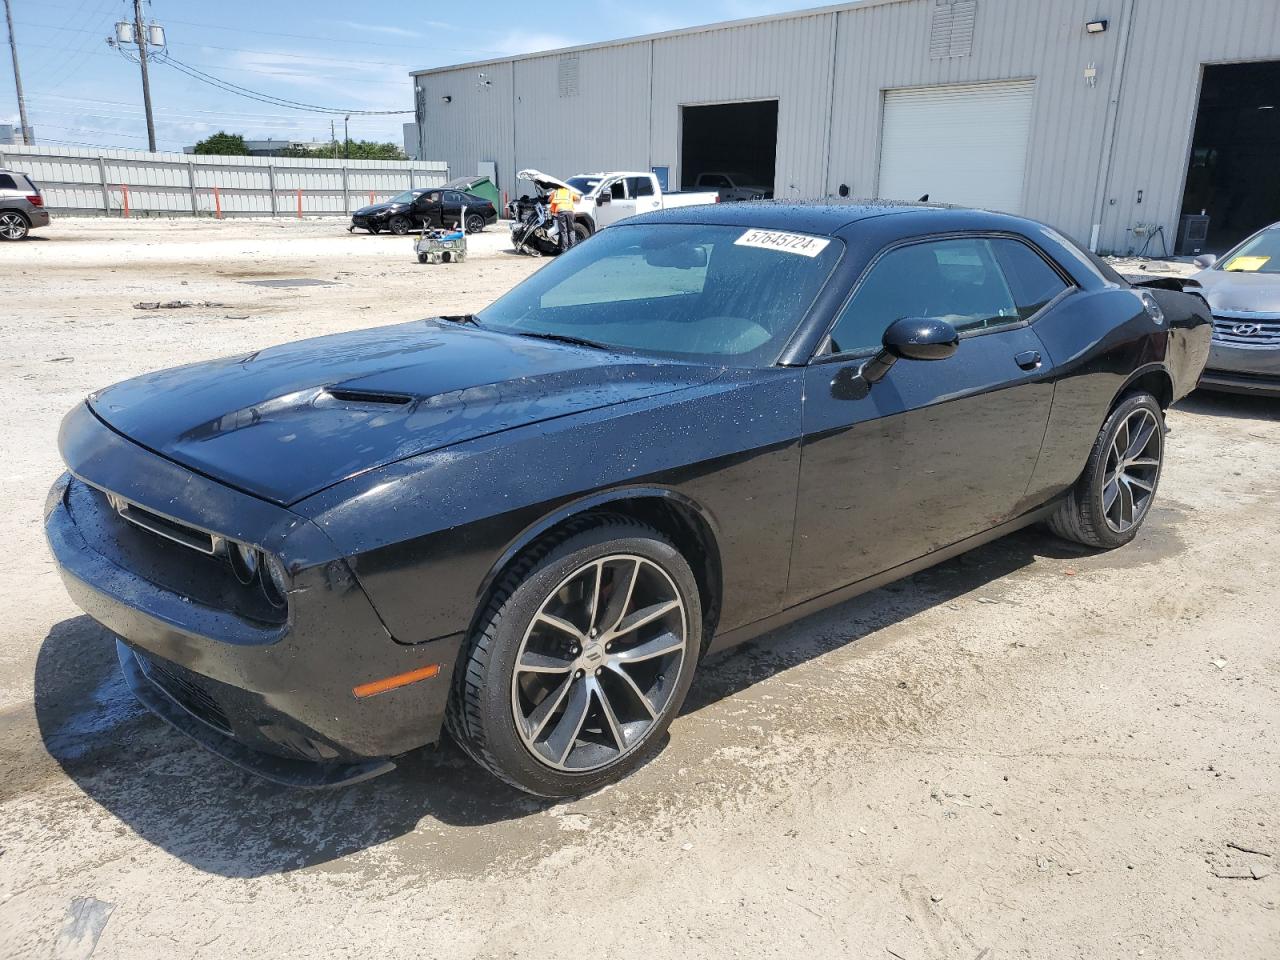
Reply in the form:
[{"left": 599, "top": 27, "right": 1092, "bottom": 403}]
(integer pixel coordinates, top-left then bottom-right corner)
[
  {"left": 138, "top": 652, "right": 233, "bottom": 734},
  {"left": 1212, "top": 313, "right": 1280, "bottom": 347}
]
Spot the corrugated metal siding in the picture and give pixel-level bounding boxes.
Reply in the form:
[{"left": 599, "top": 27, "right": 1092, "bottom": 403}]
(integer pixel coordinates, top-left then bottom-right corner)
[
  {"left": 414, "top": 0, "right": 1280, "bottom": 250},
  {"left": 1098, "top": 0, "right": 1280, "bottom": 253},
  {"left": 829, "top": 0, "right": 1126, "bottom": 245},
  {"left": 651, "top": 15, "right": 838, "bottom": 197},
  {"left": 0, "top": 145, "right": 447, "bottom": 216},
  {"left": 513, "top": 41, "right": 652, "bottom": 196}
]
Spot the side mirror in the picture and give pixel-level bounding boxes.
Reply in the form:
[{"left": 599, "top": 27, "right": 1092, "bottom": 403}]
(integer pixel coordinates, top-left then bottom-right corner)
[
  {"left": 1193, "top": 253, "right": 1217, "bottom": 269},
  {"left": 830, "top": 317, "right": 959, "bottom": 401},
  {"left": 881, "top": 317, "right": 960, "bottom": 362},
  {"left": 597, "top": 193, "right": 611, "bottom": 206}
]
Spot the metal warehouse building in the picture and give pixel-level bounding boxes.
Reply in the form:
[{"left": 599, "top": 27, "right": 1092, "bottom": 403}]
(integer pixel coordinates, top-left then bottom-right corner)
[{"left": 411, "top": 0, "right": 1280, "bottom": 255}]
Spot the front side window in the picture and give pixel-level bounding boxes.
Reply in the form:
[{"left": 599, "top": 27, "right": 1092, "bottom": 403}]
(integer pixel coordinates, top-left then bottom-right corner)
[
  {"left": 991, "top": 238, "right": 1070, "bottom": 319},
  {"left": 827, "top": 237, "right": 1020, "bottom": 355},
  {"left": 609, "top": 180, "right": 627, "bottom": 200},
  {"left": 478, "top": 223, "right": 844, "bottom": 365}
]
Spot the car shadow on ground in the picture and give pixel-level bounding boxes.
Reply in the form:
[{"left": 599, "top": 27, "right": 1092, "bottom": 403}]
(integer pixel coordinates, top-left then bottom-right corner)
[
  {"left": 33, "top": 525, "right": 1097, "bottom": 878},
  {"left": 1178, "top": 389, "right": 1279, "bottom": 422}
]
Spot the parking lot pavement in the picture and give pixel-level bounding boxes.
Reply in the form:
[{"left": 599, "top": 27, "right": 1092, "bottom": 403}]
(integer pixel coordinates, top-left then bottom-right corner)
[{"left": 1, "top": 218, "right": 1277, "bottom": 959}]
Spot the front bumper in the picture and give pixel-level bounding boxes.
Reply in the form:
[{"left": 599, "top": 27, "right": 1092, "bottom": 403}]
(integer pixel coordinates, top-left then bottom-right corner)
[
  {"left": 46, "top": 403, "right": 463, "bottom": 786},
  {"left": 1200, "top": 341, "right": 1280, "bottom": 396}
]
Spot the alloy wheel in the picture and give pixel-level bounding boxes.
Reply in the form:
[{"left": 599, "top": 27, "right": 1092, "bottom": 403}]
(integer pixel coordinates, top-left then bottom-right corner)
[
  {"left": 1102, "top": 407, "right": 1161, "bottom": 533},
  {"left": 0, "top": 212, "right": 28, "bottom": 240},
  {"left": 510, "top": 554, "right": 688, "bottom": 772},
  {"left": 466, "top": 215, "right": 484, "bottom": 233}
]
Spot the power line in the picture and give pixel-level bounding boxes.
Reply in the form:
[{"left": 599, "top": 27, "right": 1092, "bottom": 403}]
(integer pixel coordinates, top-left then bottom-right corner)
[{"left": 154, "top": 52, "right": 413, "bottom": 115}]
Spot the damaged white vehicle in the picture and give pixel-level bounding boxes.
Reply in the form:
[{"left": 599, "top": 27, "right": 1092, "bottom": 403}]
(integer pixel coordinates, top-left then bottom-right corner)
[{"left": 509, "top": 169, "right": 718, "bottom": 256}]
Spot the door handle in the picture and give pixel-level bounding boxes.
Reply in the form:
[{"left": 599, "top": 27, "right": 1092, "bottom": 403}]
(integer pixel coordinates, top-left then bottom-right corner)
[{"left": 1014, "top": 350, "right": 1042, "bottom": 371}]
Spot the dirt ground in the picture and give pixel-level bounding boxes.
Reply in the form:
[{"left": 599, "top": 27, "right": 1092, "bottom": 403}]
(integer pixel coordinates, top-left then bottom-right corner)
[{"left": 0, "top": 217, "right": 1276, "bottom": 960}]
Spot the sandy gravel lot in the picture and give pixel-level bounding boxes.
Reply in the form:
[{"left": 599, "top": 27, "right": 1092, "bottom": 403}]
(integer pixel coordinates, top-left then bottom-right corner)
[{"left": 0, "top": 217, "right": 1276, "bottom": 960}]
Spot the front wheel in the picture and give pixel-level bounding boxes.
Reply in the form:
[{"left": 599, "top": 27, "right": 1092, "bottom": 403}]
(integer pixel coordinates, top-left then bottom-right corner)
[
  {"left": 447, "top": 516, "right": 701, "bottom": 797},
  {"left": 388, "top": 215, "right": 411, "bottom": 236},
  {"left": 0, "top": 211, "right": 30, "bottom": 241},
  {"left": 1049, "top": 391, "right": 1165, "bottom": 549}
]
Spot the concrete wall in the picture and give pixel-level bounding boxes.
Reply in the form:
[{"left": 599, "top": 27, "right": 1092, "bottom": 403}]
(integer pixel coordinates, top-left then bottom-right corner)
[
  {"left": 413, "top": 0, "right": 1280, "bottom": 252},
  {"left": 0, "top": 145, "right": 449, "bottom": 217}
]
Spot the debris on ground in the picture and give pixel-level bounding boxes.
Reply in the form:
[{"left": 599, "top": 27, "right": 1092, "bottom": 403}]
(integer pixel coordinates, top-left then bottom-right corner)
[
  {"left": 53, "top": 897, "right": 115, "bottom": 960},
  {"left": 133, "top": 299, "right": 226, "bottom": 310}
]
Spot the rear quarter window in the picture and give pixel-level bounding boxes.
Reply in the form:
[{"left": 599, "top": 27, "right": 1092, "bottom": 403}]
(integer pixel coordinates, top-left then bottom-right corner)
[{"left": 0, "top": 174, "right": 18, "bottom": 191}]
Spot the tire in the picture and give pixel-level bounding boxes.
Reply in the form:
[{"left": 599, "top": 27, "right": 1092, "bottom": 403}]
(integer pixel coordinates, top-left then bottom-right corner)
[
  {"left": 573, "top": 222, "right": 591, "bottom": 243},
  {"left": 0, "top": 210, "right": 30, "bottom": 241},
  {"left": 388, "top": 215, "right": 411, "bottom": 236},
  {"left": 417, "top": 252, "right": 429, "bottom": 264},
  {"left": 1049, "top": 391, "right": 1165, "bottom": 549},
  {"left": 447, "top": 515, "right": 702, "bottom": 798},
  {"left": 465, "top": 214, "right": 485, "bottom": 234}
]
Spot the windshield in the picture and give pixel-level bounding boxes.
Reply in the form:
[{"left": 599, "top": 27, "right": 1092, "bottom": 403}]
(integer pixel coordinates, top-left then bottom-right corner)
[
  {"left": 566, "top": 177, "right": 601, "bottom": 194},
  {"left": 388, "top": 190, "right": 423, "bottom": 204},
  {"left": 476, "top": 223, "right": 844, "bottom": 366},
  {"left": 1217, "top": 226, "right": 1280, "bottom": 274}
]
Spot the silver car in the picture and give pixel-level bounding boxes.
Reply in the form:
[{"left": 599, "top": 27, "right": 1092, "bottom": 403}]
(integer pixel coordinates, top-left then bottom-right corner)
[
  {"left": 0, "top": 168, "right": 50, "bottom": 241},
  {"left": 1194, "top": 222, "right": 1280, "bottom": 396}
]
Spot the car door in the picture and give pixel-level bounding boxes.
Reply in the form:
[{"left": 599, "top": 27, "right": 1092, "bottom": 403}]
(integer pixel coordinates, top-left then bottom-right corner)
[
  {"left": 442, "top": 191, "right": 472, "bottom": 228},
  {"left": 787, "top": 234, "right": 1062, "bottom": 605},
  {"left": 594, "top": 178, "right": 634, "bottom": 228},
  {"left": 626, "top": 176, "right": 663, "bottom": 216},
  {"left": 412, "top": 191, "right": 443, "bottom": 228}
]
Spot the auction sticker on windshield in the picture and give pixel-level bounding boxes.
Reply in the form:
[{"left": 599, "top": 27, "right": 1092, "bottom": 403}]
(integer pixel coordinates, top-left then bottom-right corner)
[{"left": 735, "top": 229, "right": 832, "bottom": 258}]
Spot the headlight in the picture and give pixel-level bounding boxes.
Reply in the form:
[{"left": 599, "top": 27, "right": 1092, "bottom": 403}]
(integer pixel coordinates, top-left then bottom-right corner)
[
  {"left": 1136, "top": 289, "right": 1165, "bottom": 326},
  {"left": 262, "top": 554, "right": 289, "bottom": 609},
  {"left": 229, "top": 541, "right": 259, "bottom": 585}
]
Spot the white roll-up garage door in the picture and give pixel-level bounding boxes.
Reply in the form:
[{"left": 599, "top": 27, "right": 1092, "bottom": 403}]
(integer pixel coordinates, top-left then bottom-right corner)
[{"left": 878, "top": 80, "right": 1035, "bottom": 214}]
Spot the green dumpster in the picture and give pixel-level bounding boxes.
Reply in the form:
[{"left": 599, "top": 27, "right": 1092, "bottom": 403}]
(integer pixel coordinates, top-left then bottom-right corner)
[{"left": 444, "top": 176, "right": 501, "bottom": 212}]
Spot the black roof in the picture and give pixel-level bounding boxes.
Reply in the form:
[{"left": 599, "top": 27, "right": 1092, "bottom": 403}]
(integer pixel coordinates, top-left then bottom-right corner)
[{"left": 627, "top": 199, "right": 1025, "bottom": 237}]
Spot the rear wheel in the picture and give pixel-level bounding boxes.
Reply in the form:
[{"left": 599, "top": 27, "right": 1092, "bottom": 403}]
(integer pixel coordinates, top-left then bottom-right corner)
[
  {"left": 447, "top": 516, "right": 701, "bottom": 797},
  {"left": 388, "top": 215, "right": 411, "bottom": 236},
  {"left": 465, "top": 214, "right": 485, "bottom": 234},
  {"left": 1049, "top": 391, "right": 1165, "bottom": 549},
  {"left": 0, "top": 211, "right": 30, "bottom": 241}
]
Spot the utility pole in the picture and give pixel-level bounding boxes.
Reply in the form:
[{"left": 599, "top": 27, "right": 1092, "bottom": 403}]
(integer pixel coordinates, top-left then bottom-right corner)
[
  {"left": 3, "top": 0, "right": 32, "bottom": 144},
  {"left": 133, "top": 0, "right": 156, "bottom": 151},
  {"left": 344, "top": 115, "right": 350, "bottom": 160},
  {"left": 330, "top": 119, "right": 335, "bottom": 159}
]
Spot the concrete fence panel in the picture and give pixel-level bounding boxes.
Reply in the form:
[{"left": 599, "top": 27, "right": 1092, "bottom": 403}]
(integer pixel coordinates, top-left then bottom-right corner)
[{"left": 0, "top": 145, "right": 449, "bottom": 218}]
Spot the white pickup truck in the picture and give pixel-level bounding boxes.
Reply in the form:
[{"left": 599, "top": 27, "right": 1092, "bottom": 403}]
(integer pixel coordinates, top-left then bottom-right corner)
[{"left": 515, "top": 169, "right": 719, "bottom": 240}]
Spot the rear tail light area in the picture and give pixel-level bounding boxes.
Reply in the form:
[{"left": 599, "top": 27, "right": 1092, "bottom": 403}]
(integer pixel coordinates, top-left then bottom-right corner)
[{"left": 26, "top": 194, "right": 43, "bottom": 207}]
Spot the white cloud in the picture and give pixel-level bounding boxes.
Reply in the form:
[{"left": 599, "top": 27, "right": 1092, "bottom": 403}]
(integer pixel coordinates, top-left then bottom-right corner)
[{"left": 328, "top": 21, "right": 426, "bottom": 39}]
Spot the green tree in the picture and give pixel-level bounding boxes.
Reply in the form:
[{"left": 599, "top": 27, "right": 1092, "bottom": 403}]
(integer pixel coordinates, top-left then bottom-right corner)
[
  {"left": 193, "top": 131, "right": 250, "bottom": 155},
  {"left": 279, "top": 139, "right": 406, "bottom": 160}
]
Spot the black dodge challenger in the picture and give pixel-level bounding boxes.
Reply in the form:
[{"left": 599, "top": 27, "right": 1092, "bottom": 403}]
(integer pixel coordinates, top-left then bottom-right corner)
[{"left": 46, "top": 203, "right": 1211, "bottom": 797}]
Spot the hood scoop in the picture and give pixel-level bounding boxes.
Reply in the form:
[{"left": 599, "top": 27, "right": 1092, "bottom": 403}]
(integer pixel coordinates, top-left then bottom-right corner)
[{"left": 323, "top": 388, "right": 413, "bottom": 406}]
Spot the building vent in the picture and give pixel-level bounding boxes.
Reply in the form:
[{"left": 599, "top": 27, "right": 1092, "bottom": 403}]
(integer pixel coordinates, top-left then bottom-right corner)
[
  {"left": 558, "top": 56, "right": 580, "bottom": 97},
  {"left": 930, "top": 0, "right": 977, "bottom": 59}
]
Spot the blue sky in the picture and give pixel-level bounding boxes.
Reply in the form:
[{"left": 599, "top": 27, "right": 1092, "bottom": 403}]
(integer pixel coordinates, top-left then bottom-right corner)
[{"left": 2, "top": 0, "right": 828, "bottom": 152}]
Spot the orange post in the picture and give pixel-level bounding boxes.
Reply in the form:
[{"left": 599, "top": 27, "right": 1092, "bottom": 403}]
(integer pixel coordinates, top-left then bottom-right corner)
[
  {"left": 296, "top": 188, "right": 303, "bottom": 219},
  {"left": 213, "top": 185, "right": 222, "bottom": 219},
  {"left": 120, "top": 184, "right": 129, "bottom": 218},
  {"left": 369, "top": 190, "right": 375, "bottom": 205}
]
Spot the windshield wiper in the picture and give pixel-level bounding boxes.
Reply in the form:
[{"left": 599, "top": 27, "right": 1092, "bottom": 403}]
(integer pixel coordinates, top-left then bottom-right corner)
[{"left": 515, "top": 330, "right": 609, "bottom": 351}]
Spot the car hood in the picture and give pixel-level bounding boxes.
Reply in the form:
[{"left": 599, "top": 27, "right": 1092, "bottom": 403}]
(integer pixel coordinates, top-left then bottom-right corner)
[
  {"left": 354, "top": 202, "right": 401, "bottom": 217},
  {"left": 87, "top": 321, "right": 720, "bottom": 506},
  {"left": 1194, "top": 269, "right": 1280, "bottom": 314},
  {"left": 518, "top": 168, "right": 574, "bottom": 196}
]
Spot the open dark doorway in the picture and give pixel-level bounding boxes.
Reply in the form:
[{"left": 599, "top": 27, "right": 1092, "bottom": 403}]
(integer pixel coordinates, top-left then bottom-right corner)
[
  {"left": 1180, "top": 61, "right": 1280, "bottom": 252},
  {"left": 680, "top": 100, "right": 778, "bottom": 200}
]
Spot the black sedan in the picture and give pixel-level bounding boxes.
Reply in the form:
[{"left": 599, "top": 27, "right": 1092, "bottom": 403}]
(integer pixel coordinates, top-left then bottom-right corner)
[
  {"left": 46, "top": 203, "right": 1210, "bottom": 797},
  {"left": 350, "top": 187, "right": 497, "bottom": 235}
]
